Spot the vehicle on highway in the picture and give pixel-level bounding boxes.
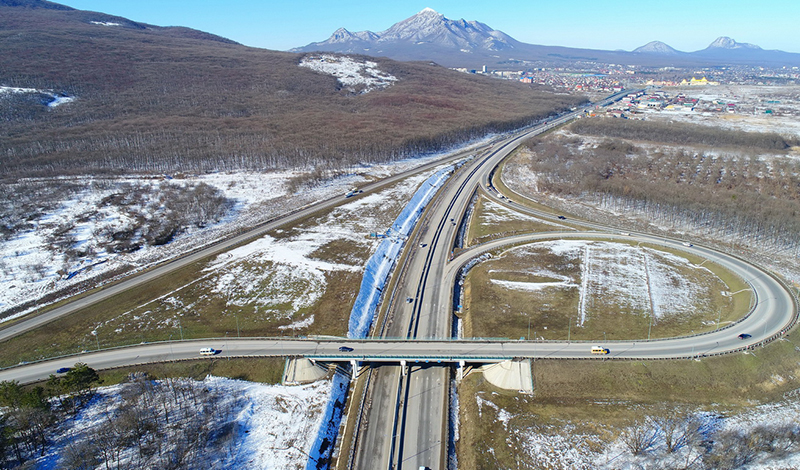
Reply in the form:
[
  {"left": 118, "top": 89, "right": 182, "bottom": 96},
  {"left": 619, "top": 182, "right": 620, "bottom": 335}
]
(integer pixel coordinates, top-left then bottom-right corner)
[
  {"left": 199, "top": 347, "right": 217, "bottom": 356},
  {"left": 338, "top": 346, "right": 354, "bottom": 352},
  {"left": 56, "top": 367, "right": 71, "bottom": 374},
  {"left": 419, "top": 243, "right": 426, "bottom": 248},
  {"left": 682, "top": 242, "right": 693, "bottom": 247},
  {"left": 557, "top": 215, "right": 567, "bottom": 220},
  {"left": 591, "top": 346, "right": 610, "bottom": 355},
  {"left": 406, "top": 297, "right": 414, "bottom": 303},
  {"left": 738, "top": 333, "right": 752, "bottom": 340}
]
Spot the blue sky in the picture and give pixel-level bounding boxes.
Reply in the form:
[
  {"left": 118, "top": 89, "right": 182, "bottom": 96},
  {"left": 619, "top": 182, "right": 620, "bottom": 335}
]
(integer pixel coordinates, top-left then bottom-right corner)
[{"left": 60, "top": 0, "right": 799, "bottom": 53}]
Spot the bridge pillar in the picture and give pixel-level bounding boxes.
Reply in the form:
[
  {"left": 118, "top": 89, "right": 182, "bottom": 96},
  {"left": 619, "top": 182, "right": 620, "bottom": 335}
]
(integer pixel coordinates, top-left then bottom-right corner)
[
  {"left": 400, "top": 360, "right": 407, "bottom": 376},
  {"left": 350, "top": 359, "right": 358, "bottom": 380},
  {"left": 458, "top": 360, "right": 465, "bottom": 382}
]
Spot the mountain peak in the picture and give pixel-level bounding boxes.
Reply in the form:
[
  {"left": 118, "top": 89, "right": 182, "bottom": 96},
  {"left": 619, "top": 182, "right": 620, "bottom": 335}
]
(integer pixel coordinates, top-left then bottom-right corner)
[
  {"left": 418, "top": 7, "right": 441, "bottom": 16},
  {"left": 633, "top": 40, "right": 678, "bottom": 54},
  {"left": 707, "top": 36, "right": 761, "bottom": 50}
]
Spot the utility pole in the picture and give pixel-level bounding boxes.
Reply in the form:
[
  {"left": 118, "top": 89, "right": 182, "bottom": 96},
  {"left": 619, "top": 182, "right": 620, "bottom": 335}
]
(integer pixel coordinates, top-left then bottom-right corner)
[{"left": 568, "top": 319, "right": 572, "bottom": 343}]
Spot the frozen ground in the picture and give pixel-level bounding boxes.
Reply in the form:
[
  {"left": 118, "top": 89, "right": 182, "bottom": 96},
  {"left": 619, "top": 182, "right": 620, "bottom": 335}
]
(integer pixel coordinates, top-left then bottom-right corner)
[
  {"left": 0, "top": 143, "right": 485, "bottom": 321},
  {"left": 299, "top": 54, "right": 397, "bottom": 94},
  {"left": 490, "top": 240, "right": 722, "bottom": 326},
  {"left": 80, "top": 164, "right": 451, "bottom": 340},
  {"left": 473, "top": 390, "right": 800, "bottom": 470},
  {"left": 36, "top": 376, "right": 331, "bottom": 470},
  {"left": 0, "top": 85, "right": 74, "bottom": 107},
  {"left": 476, "top": 198, "right": 566, "bottom": 229}
]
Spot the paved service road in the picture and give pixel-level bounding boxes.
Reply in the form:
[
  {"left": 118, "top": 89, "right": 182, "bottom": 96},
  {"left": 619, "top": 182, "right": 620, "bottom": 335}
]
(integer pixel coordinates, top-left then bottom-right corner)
[
  {"left": 1, "top": 89, "right": 796, "bottom": 470},
  {"left": 0, "top": 145, "right": 478, "bottom": 344}
]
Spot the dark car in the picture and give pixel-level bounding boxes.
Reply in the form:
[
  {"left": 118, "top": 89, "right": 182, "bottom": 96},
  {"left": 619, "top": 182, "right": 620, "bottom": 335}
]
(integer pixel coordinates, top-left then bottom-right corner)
[
  {"left": 738, "top": 333, "right": 752, "bottom": 340},
  {"left": 557, "top": 215, "right": 567, "bottom": 220},
  {"left": 338, "top": 346, "right": 354, "bottom": 352},
  {"left": 56, "top": 367, "right": 71, "bottom": 374}
]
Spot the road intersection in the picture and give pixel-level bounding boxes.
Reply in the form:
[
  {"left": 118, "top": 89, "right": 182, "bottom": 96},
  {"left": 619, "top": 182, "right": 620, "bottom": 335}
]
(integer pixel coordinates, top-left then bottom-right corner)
[{"left": 0, "top": 91, "right": 796, "bottom": 470}]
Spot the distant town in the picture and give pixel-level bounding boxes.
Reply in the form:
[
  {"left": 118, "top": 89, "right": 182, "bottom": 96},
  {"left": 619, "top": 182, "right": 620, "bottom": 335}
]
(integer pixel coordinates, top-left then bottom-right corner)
[{"left": 454, "top": 64, "right": 800, "bottom": 93}]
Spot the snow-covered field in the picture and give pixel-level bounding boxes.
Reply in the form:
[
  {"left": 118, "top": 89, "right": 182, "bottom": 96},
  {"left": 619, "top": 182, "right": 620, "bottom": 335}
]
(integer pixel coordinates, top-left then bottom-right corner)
[
  {"left": 474, "top": 392, "right": 800, "bottom": 470},
  {"left": 489, "top": 240, "right": 724, "bottom": 326},
  {"left": 36, "top": 376, "right": 331, "bottom": 470},
  {"left": 0, "top": 146, "right": 478, "bottom": 322},
  {"left": 476, "top": 198, "right": 566, "bottom": 229},
  {"left": 299, "top": 54, "right": 397, "bottom": 94},
  {"left": 62, "top": 164, "right": 453, "bottom": 343}
]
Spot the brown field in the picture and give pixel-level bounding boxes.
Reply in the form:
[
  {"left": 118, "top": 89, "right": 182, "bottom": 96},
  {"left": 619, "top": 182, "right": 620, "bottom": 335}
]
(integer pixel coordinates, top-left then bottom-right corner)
[
  {"left": 458, "top": 321, "right": 800, "bottom": 469},
  {"left": 462, "top": 240, "right": 750, "bottom": 341}
]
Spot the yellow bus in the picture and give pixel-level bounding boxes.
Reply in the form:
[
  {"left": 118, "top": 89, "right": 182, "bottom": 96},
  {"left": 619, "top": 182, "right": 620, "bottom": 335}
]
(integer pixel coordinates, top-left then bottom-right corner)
[{"left": 591, "top": 346, "right": 609, "bottom": 355}]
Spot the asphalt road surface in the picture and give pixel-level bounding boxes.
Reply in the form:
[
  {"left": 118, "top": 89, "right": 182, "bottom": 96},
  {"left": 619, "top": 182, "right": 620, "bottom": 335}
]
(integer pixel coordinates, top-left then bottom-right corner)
[{"left": 0, "top": 89, "right": 795, "bottom": 470}]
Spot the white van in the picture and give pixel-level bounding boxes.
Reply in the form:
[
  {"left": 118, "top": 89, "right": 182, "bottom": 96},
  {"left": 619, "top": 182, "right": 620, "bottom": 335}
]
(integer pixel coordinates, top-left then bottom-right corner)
[{"left": 199, "top": 347, "right": 217, "bottom": 356}]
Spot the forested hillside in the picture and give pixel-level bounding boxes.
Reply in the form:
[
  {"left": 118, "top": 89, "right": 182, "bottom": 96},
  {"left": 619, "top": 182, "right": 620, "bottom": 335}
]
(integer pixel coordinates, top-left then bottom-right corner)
[{"left": 0, "top": 1, "right": 584, "bottom": 179}]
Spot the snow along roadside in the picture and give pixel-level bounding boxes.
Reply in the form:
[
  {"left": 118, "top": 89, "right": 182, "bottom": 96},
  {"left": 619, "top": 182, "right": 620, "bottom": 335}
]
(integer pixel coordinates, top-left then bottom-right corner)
[{"left": 305, "top": 164, "right": 457, "bottom": 470}]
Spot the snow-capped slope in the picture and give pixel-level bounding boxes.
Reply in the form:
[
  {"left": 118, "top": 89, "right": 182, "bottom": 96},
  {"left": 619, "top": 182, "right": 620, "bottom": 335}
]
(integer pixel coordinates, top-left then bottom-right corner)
[
  {"left": 376, "top": 7, "right": 516, "bottom": 51},
  {"left": 633, "top": 40, "right": 680, "bottom": 55},
  {"left": 325, "top": 27, "right": 379, "bottom": 44},
  {"left": 705, "top": 36, "right": 762, "bottom": 50},
  {"left": 292, "top": 8, "right": 518, "bottom": 55},
  {"left": 291, "top": 8, "right": 800, "bottom": 67}
]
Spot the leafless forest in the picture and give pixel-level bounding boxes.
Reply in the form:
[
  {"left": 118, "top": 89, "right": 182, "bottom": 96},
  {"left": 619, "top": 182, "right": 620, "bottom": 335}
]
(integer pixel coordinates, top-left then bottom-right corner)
[
  {"left": 517, "top": 118, "right": 800, "bottom": 258},
  {"left": 0, "top": 368, "right": 238, "bottom": 469},
  {"left": 620, "top": 406, "right": 800, "bottom": 470},
  {"left": 0, "top": 6, "right": 584, "bottom": 180}
]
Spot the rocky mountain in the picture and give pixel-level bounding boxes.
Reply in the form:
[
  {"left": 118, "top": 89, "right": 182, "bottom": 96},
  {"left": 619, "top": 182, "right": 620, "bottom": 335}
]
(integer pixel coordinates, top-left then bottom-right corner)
[
  {"left": 293, "top": 8, "right": 521, "bottom": 61},
  {"left": 296, "top": 9, "right": 800, "bottom": 68},
  {"left": 705, "top": 36, "right": 761, "bottom": 50}
]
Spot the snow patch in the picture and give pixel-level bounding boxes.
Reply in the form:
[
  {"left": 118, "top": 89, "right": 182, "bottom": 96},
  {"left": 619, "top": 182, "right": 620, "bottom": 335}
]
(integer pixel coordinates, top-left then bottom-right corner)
[
  {"left": 0, "top": 85, "right": 74, "bottom": 107},
  {"left": 278, "top": 314, "right": 315, "bottom": 330},
  {"left": 36, "top": 376, "right": 331, "bottom": 469},
  {"left": 299, "top": 54, "right": 397, "bottom": 94}
]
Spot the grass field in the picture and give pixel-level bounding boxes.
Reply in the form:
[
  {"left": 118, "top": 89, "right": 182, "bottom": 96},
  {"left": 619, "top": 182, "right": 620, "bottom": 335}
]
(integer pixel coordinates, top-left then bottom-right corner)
[
  {"left": 466, "top": 195, "right": 571, "bottom": 246},
  {"left": 95, "top": 357, "right": 288, "bottom": 387},
  {"left": 0, "top": 174, "right": 428, "bottom": 367},
  {"left": 461, "top": 239, "right": 750, "bottom": 341},
  {"left": 458, "top": 320, "right": 800, "bottom": 469}
]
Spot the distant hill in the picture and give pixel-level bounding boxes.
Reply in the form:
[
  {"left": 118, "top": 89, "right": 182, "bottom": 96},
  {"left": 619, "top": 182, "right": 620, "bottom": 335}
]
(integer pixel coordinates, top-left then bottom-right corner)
[
  {"left": 633, "top": 41, "right": 681, "bottom": 55},
  {"left": 0, "top": 1, "right": 583, "bottom": 178},
  {"left": 295, "top": 9, "right": 800, "bottom": 68}
]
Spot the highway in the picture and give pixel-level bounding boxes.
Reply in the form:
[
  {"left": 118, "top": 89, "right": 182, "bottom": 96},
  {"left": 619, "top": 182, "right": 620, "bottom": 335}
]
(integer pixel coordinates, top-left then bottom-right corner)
[
  {"left": 0, "top": 88, "right": 797, "bottom": 470},
  {"left": 0, "top": 143, "right": 479, "bottom": 344}
]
